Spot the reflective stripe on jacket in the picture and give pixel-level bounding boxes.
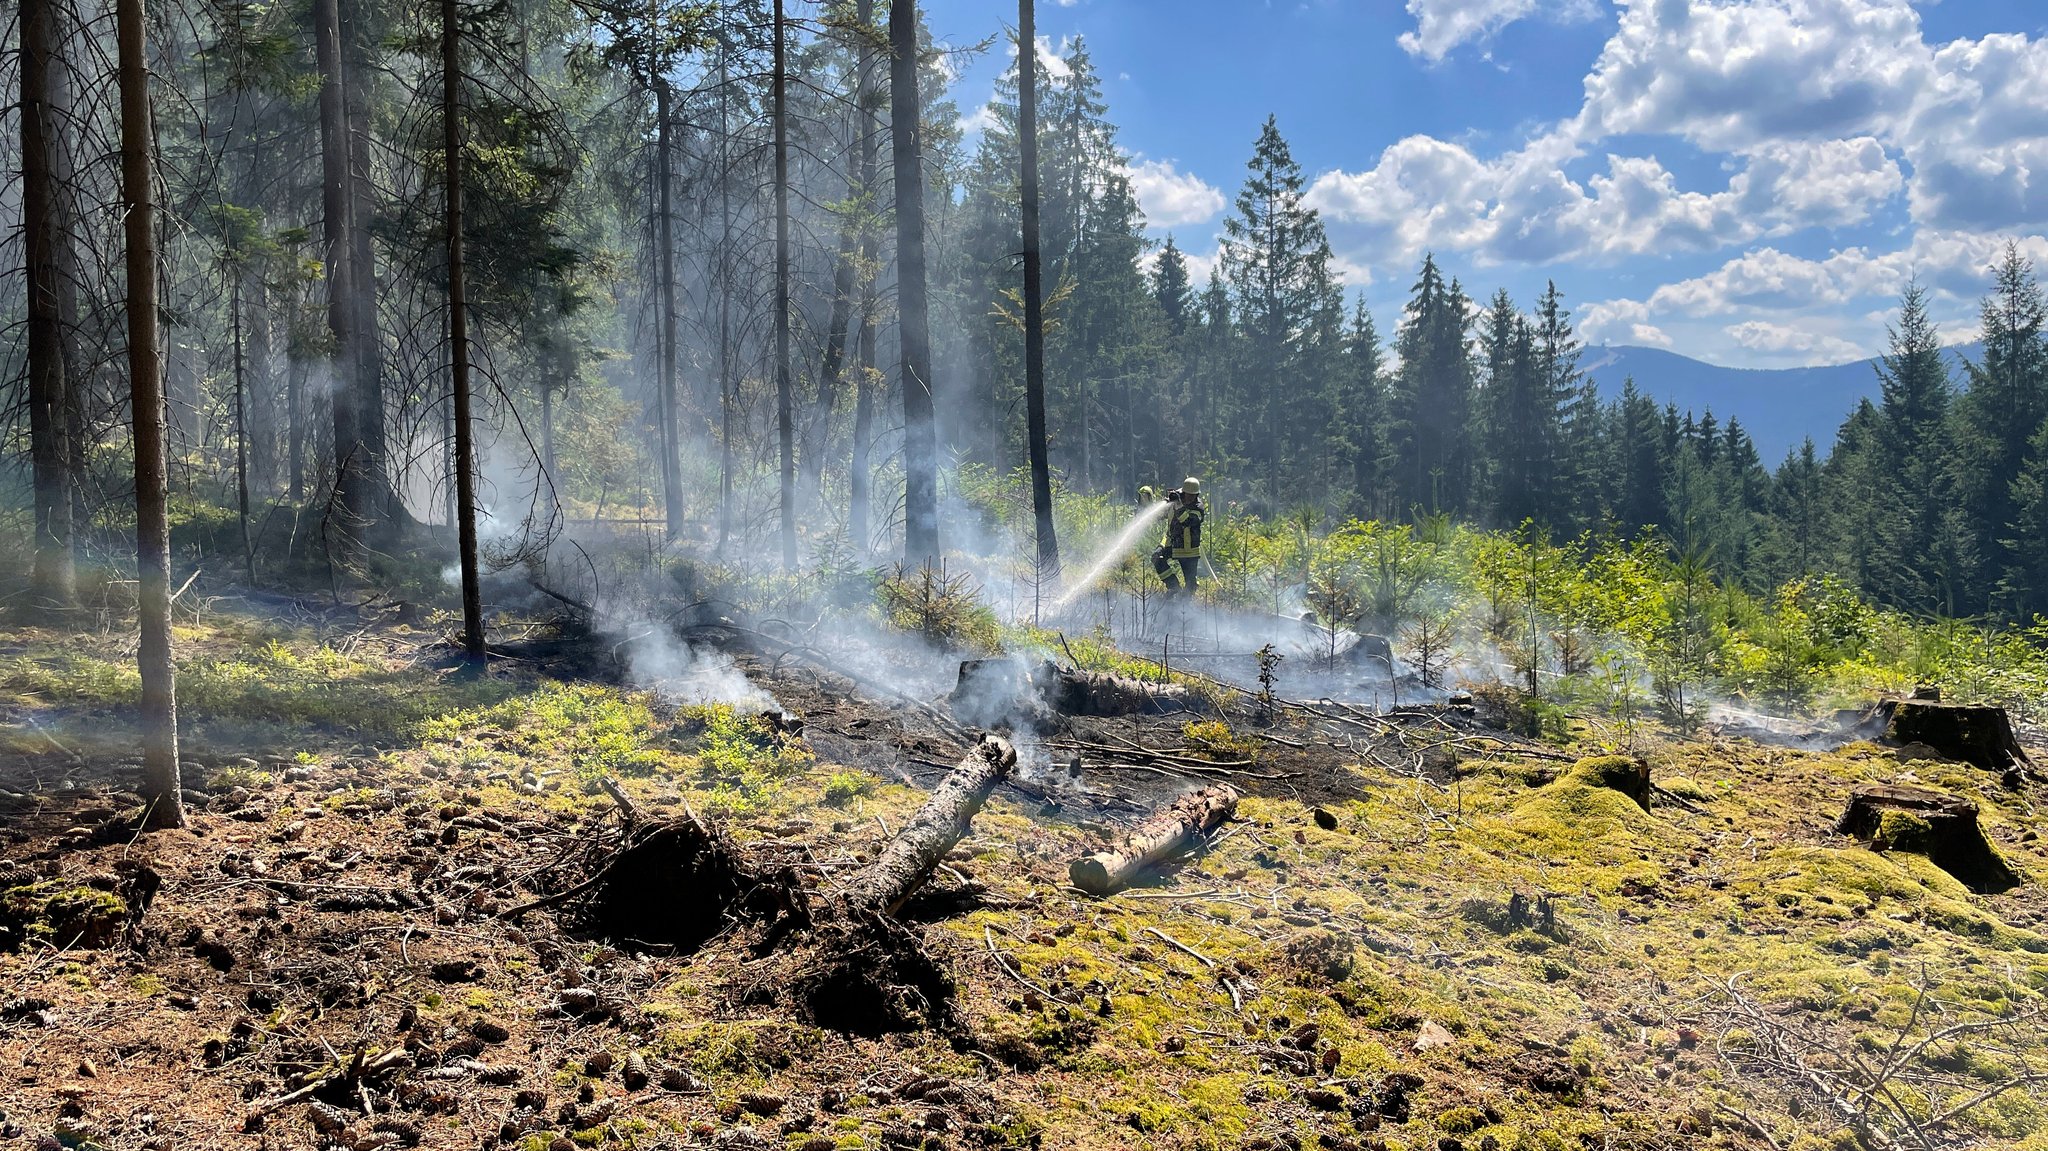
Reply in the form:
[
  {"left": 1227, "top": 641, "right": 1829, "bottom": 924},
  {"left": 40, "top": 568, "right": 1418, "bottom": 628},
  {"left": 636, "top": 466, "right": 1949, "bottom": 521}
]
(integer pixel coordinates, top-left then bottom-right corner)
[{"left": 1165, "top": 503, "right": 1204, "bottom": 559}]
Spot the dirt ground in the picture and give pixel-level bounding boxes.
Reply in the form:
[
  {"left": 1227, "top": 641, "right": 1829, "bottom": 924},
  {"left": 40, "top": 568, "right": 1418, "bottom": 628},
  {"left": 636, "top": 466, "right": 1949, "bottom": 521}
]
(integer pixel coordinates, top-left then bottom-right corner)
[{"left": 4, "top": 607, "right": 2047, "bottom": 1151}]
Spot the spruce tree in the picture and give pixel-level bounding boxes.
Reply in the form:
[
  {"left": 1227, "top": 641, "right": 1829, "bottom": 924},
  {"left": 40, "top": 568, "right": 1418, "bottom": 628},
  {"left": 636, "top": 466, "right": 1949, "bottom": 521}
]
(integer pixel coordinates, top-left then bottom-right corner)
[
  {"left": 1221, "top": 116, "right": 1338, "bottom": 506},
  {"left": 1869, "top": 282, "right": 1957, "bottom": 607},
  {"left": 1385, "top": 255, "right": 1475, "bottom": 517},
  {"left": 1959, "top": 243, "right": 2048, "bottom": 618}
]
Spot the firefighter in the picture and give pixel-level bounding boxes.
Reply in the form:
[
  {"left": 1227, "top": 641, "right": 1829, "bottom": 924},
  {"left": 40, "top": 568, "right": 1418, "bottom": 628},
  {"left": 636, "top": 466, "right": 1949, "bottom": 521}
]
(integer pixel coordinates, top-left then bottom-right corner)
[{"left": 1151, "top": 477, "right": 1204, "bottom": 595}]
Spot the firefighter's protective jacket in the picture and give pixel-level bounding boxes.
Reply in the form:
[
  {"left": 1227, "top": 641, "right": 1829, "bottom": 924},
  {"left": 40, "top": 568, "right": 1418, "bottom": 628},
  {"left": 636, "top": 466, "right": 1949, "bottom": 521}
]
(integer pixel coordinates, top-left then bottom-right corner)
[{"left": 1163, "top": 500, "right": 1204, "bottom": 559}]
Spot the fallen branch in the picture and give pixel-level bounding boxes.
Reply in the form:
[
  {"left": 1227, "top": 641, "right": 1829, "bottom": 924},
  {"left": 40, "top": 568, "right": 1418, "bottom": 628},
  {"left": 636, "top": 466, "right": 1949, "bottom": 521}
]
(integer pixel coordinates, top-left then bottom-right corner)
[
  {"left": 526, "top": 578, "right": 594, "bottom": 615},
  {"left": 1069, "top": 785, "right": 1238, "bottom": 897}
]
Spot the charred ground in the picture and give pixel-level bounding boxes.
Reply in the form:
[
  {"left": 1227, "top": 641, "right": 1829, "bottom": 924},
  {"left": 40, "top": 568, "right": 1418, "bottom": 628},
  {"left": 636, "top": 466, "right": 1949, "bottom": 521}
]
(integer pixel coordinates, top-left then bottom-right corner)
[{"left": 2, "top": 600, "right": 2046, "bottom": 1151}]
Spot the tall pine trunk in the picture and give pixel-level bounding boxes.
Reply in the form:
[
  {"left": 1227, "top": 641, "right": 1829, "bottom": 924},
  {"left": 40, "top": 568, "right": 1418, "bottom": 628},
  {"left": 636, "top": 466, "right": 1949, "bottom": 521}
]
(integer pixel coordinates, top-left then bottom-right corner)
[
  {"left": 890, "top": 0, "right": 938, "bottom": 562},
  {"left": 313, "top": 0, "right": 364, "bottom": 546},
  {"left": 848, "top": 0, "right": 879, "bottom": 555},
  {"left": 1018, "top": 0, "right": 1059, "bottom": 589},
  {"left": 773, "top": 0, "right": 796, "bottom": 569},
  {"left": 343, "top": 0, "right": 388, "bottom": 530},
  {"left": 232, "top": 275, "right": 254, "bottom": 583},
  {"left": 715, "top": 42, "right": 735, "bottom": 553},
  {"left": 656, "top": 80, "right": 685, "bottom": 540},
  {"left": 801, "top": 175, "right": 857, "bottom": 505},
  {"left": 119, "top": 0, "right": 182, "bottom": 829},
  {"left": 23, "top": 0, "right": 76, "bottom": 606},
  {"left": 444, "top": 0, "right": 483, "bottom": 659}
]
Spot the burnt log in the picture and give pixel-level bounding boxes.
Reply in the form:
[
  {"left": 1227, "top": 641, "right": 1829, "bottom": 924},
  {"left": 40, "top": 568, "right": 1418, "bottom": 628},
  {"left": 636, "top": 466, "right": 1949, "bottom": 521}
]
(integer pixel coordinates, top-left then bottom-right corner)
[
  {"left": 1878, "top": 699, "right": 2032, "bottom": 772},
  {"left": 843, "top": 736, "right": 1015, "bottom": 916},
  {"left": 1068, "top": 784, "right": 1238, "bottom": 896},
  {"left": 1836, "top": 783, "right": 2020, "bottom": 893},
  {"left": 1033, "top": 661, "right": 1202, "bottom": 717}
]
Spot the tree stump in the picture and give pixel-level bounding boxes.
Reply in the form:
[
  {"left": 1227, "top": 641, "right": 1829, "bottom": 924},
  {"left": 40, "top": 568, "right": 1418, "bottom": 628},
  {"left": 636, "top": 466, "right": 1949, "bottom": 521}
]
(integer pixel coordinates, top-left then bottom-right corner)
[
  {"left": 1560, "top": 755, "right": 1652, "bottom": 812},
  {"left": 1068, "top": 784, "right": 1238, "bottom": 896},
  {"left": 950, "top": 657, "right": 1038, "bottom": 728},
  {"left": 1835, "top": 783, "right": 2020, "bottom": 893},
  {"left": 1878, "top": 699, "right": 2033, "bottom": 772}
]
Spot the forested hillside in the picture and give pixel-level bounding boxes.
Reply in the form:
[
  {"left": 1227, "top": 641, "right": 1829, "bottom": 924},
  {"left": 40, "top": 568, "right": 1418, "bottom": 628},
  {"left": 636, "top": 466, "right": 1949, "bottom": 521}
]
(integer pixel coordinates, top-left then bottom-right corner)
[{"left": 4, "top": 1, "right": 2048, "bottom": 622}]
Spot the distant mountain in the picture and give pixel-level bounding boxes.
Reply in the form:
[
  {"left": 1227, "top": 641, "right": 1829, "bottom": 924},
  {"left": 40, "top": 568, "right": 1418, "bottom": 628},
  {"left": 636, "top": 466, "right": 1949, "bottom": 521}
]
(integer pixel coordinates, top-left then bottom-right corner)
[{"left": 1579, "top": 342, "right": 1983, "bottom": 464}]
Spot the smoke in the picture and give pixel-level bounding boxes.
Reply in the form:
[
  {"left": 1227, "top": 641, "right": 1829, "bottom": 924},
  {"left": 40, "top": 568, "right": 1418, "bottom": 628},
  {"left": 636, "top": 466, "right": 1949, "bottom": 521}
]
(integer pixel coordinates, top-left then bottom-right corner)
[{"left": 623, "top": 623, "right": 778, "bottom": 713}]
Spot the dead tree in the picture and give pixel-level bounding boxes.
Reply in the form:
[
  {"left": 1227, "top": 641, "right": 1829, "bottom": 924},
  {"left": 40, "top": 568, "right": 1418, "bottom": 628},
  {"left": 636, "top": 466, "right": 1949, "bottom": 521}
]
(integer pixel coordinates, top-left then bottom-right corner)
[
  {"left": 1069, "top": 785, "right": 1238, "bottom": 896},
  {"left": 890, "top": 0, "right": 938, "bottom": 563},
  {"left": 119, "top": 0, "right": 183, "bottom": 830},
  {"left": 443, "top": 0, "right": 483, "bottom": 659},
  {"left": 656, "top": 77, "right": 684, "bottom": 539},
  {"left": 22, "top": 0, "right": 76, "bottom": 606},
  {"left": 842, "top": 737, "right": 1016, "bottom": 915},
  {"left": 773, "top": 0, "right": 796, "bottom": 569},
  {"left": 1837, "top": 783, "right": 2019, "bottom": 893},
  {"left": 848, "top": 0, "right": 880, "bottom": 555},
  {"left": 1018, "top": 0, "right": 1060, "bottom": 586}
]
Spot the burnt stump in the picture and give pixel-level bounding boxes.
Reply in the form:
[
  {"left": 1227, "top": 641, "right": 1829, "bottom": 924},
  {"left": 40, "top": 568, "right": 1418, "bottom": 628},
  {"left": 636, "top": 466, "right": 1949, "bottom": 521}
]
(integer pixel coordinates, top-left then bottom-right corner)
[{"left": 1879, "top": 699, "right": 2033, "bottom": 773}]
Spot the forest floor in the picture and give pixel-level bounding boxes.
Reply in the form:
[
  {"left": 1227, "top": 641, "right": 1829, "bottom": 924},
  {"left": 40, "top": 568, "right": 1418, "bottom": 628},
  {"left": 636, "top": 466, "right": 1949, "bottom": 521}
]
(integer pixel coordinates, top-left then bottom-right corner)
[{"left": 2, "top": 599, "right": 2047, "bottom": 1151}]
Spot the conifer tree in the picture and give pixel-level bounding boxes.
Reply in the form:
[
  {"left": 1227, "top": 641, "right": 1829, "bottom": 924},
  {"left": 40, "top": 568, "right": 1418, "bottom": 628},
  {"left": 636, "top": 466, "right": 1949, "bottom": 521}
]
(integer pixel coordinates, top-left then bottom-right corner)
[{"left": 1221, "top": 117, "right": 1338, "bottom": 506}]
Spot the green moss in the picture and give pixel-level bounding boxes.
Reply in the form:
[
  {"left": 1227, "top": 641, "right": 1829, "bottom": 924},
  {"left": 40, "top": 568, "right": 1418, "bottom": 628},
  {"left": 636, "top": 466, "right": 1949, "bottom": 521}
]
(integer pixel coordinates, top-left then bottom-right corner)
[
  {"left": 822, "top": 770, "right": 876, "bottom": 806},
  {"left": 1437, "top": 1106, "right": 1490, "bottom": 1134},
  {"left": 1, "top": 883, "right": 129, "bottom": 950},
  {"left": 1875, "top": 809, "right": 1934, "bottom": 852}
]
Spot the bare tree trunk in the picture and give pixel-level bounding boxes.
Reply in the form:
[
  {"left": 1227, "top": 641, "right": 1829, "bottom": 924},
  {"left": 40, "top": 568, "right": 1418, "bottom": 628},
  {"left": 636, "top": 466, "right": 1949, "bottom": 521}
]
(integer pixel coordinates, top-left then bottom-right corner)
[
  {"left": 715, "top": 42, "right": 734, "bottom": 554},
  {"left": 444, "top": 0, "right": 483, "bottom": 660},
  {"left": 119, "top": 0, "right": 183, "bottom": 830},
  {"left": 342, "top": 0, "right": 389, "bottom": 531},
  {"left": 246, "top": 274, "right": 277, "bottom": 494},
  {"left": 889, "top": 0, "right": 939, "bottom": 564},
  {"left": 288, "top": 350, "right": 306, "bottom": 501},
  {"left": 313, "top": 0, "right": 363, "bottom": 547},
  {"left": 654, "top": 79, "right": 684, "bottom": 540},
  {"left": 801, "top": 186, "right": 857, "bottom": 505},
  {"left": 1018, "top": 0, "right": 1059, "bottom": 590},
  {"left": 23, "top": 0, "right": 76, "bottom": 606},
  {"left": 232, "top": 275, "right": 254, "bottom": 584},
  {"left": 848, "top": 0, "right": 878, "bottom": 556},
  {"left": 773, "top": 0, "right": 796, "bottom": 569}
]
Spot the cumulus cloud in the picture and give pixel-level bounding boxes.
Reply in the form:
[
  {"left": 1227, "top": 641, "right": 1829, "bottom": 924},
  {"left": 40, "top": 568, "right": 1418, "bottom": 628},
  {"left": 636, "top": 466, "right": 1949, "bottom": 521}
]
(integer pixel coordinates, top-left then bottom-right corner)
[
  {"left": 1398, "top": 0, "right": 1600, "bottom": 62},
  {"left": 1725, "top": 319, "right": 1868, "bottom": 363},
  {"left": 1125, "top": 158, "right": 1227, "bottom": 229},
  {"left": 1306, "top": 131, "right": 1900, "bottom": 270},
  {"left": 1579, "top": 298, "right": 1674, "bottom": 347}
]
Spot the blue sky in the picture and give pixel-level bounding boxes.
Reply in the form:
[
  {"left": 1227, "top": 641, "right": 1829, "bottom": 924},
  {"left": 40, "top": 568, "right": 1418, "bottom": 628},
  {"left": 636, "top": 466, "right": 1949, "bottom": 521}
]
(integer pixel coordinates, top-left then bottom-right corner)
[{"left": 922, "top": 0, "right": 2048, "bottom": 369}]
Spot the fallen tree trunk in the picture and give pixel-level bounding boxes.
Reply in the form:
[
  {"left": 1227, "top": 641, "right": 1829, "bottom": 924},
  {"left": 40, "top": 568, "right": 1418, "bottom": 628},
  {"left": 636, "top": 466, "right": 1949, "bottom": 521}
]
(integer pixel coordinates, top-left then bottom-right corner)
[
  {"left": 1068, "top": 784, "right": 1238, "bottom": 896},
  {"left": 844, "top": 736, "right": 1016, "bottom": 916},
  {"left": 1034, "top": 660, "right": 1204, "bottom": 717},
  {"left": 1836, "top": 783, "right": 2020, "bottom": 894}
]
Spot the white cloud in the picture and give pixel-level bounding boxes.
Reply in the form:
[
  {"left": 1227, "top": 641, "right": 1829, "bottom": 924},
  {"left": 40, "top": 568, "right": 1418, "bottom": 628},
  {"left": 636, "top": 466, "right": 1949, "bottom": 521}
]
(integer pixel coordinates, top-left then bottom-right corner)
[
  {"left": 1725, "top": 319, "right": 1867, "bottom": 363},
  {"left": 1579, "top": 298, "right": 1673, "bottom": 347},
  {"left": 1306, "top": 130, "right": 1902, "bottom": 270},
  {"left": 1398, "top": 0, "right": 1600, "bottom": 63},
  {"left": 1125, "top": 157, "right": 1227, "bottom": 229}
]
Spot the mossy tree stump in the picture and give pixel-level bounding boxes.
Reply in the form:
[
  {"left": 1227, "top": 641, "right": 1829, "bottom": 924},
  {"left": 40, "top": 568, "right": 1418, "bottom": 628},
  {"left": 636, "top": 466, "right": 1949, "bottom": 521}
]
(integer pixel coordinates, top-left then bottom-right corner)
[
  {"left": 1560, "top": 755, "right": 1652, "bottom": 811},
  {"left": 1835, "top": 783, "right": 2020, "bottom": 893}
]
